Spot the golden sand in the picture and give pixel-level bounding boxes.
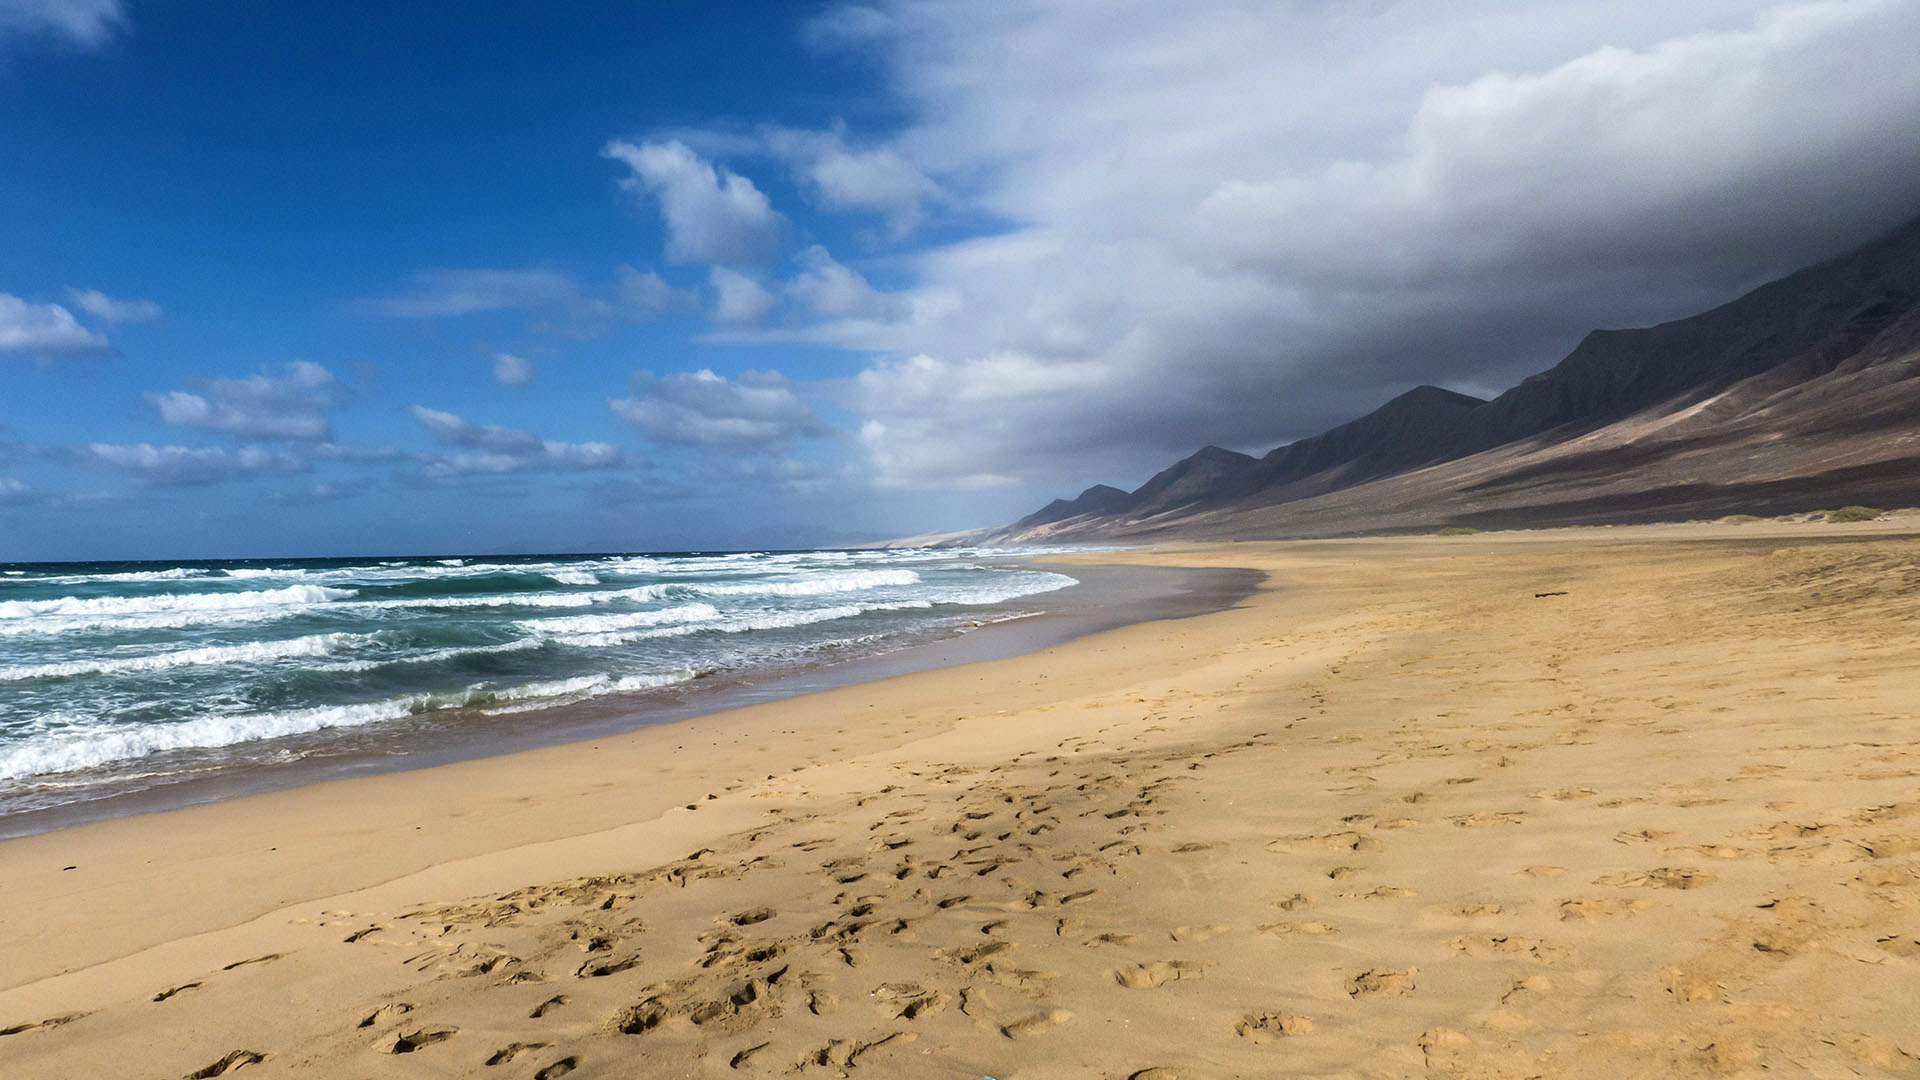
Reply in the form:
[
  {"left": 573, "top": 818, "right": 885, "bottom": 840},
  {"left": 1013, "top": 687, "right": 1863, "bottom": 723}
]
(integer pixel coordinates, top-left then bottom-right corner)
[{"left": 4, "top": 522, "right": 1919, "bottom": 1078}]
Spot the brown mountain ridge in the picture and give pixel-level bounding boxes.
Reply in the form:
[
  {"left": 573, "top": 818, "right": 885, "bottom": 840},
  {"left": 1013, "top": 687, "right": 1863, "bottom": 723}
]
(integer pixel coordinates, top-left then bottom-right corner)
[{"left": 972, "top": 214, "right": 1920, "bottom": 543}]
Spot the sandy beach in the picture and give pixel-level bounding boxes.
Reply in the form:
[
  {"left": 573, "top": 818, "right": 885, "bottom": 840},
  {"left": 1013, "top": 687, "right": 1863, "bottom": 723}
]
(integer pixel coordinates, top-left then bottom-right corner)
[{"left": 5, "top": 523, "right": 1920, "bottom": 1079}]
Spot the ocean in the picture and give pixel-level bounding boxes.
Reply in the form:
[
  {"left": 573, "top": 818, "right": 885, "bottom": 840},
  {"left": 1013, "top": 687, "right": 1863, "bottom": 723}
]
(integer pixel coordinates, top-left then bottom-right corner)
[{"left": 0, "top": 548, "right": 1077, "bottom": 818}]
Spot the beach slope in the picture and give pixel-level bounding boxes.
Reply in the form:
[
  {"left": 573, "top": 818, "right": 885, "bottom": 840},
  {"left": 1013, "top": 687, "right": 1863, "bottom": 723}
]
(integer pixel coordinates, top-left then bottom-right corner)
[{"left": 4, "top": 525, "right": 1920, "bottom": 1078}]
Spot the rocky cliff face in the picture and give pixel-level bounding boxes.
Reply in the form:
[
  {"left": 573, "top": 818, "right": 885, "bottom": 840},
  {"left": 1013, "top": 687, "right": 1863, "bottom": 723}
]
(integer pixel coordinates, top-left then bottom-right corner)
[
  {"left": 1450, "top": 215, "right": 1920, "bottom": 458},
  {"left": 971, "top": 215, "right": 1920, "bottom": 544},
  {"left": 1012, "top": 484, "right": 1133, "bottom": 529},
  {"left": 1249, "top": 384, "right": 1486, "bottom": 499}
]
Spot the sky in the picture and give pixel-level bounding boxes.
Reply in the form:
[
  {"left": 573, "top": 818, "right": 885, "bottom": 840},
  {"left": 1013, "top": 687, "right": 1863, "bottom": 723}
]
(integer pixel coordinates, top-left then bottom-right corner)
[{"left": 4, "top": 0, "right": 1920, "bottom": 560}]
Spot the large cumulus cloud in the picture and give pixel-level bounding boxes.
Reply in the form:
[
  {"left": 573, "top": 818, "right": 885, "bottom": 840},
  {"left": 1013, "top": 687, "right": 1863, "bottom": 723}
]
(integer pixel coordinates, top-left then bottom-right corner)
[{"left": 798, "top": 0, "right": 1920, "bottom": 496}]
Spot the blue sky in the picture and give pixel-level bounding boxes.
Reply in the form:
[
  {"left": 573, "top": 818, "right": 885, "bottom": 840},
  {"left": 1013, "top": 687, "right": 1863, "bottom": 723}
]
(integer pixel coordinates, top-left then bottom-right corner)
[{"left": 5, "top": 0, "right": 1920, "bottom": 559}]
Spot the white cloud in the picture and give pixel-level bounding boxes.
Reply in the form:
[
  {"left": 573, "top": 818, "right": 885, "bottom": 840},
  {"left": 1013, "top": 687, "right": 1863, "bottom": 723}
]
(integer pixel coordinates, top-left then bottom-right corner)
[
  {"left": 362, "top": 268, "right": 584, "bottom": 318},
  {"left": 493, "top": 352, "right": 534, "bottom": 386},
  {"left": 64, "top": 287, "right": 161, "bottom": 323},
  {"left": 363, "top": 264, "right": 690, "bottom": 330},
  {"left": 0, "top": 294, "right": 107, "bottom": 354},
  {"left": 615, "top": 264, "right": 692, "bottom": 316},
  {"left": 82, "top": 443, "right": 307, "bottom": 487},
  {"left": 311, "top": 442, "right": 404, "bottom": 464},
  {"left": 408, "top": 405, "right": 626, "bottom": 478},
  {"left": 1189, "top": 0, "right": 1920, "bottom": 291},
  {"left": 708, "top": 267, "right": 776, "bottom": 325},
  {"left": 786, "top": 245, "right": 902, "bottom": 319},
  {"left": 145, "top": 361, "right": 351, "bottom": 440},
  {"left": 410, "top": 405, "right": 543, "bottom": 454},
  {"left": 610, "top": 368, "right": 830, "bottom": 448},
  {"left": 777, "top": 0, "right": 1920, "bottom": 493},
  {"left": 764, "top": 125, "right": 939, "bottom": 237},
  {"left": 603, "top": 139, "right": 782, "bottom": 264},
  {"left": 0, "top": 477, "right": 33, "bottom": 505},
  {"left": 0, "top": 0, "right": 122, "bottom": 46},
  {"left": 851, "top": 351, "right": 1109, "bottom": 488}
]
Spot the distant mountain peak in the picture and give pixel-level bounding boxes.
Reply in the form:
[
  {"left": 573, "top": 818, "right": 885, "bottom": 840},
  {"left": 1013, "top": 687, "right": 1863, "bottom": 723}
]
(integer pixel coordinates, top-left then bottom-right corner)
[
  {"left": 969, "top": 211, "right": 1920, "bottom": 545},
  {"left": 1012, "top": 483, "right": 1134, "bottom": 529},
  {"left": 1383, "top": 384, "right": 1486, "bottom": 410},
  {"left": 1187, "top": 444, "right": 1257, "bottom": 462}
]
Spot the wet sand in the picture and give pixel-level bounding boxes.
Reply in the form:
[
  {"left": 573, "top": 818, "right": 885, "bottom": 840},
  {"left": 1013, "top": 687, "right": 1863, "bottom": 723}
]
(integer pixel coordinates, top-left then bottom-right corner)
[
  {"left": 4, "top": 523, "right": 1920, "bottom": 1079},
  {"left": 0, "top": 563, "right": 1258, "bottom": 841}
]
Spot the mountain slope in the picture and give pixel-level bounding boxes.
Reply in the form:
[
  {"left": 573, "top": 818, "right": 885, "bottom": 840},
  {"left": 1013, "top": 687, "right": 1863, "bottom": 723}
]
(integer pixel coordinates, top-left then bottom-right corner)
[
  {"left": 975, "top": 215, "right": 1920, "bottom": 543},
  {"left": 1012, "top": 484, "right": 1132, "bottom": 530}
]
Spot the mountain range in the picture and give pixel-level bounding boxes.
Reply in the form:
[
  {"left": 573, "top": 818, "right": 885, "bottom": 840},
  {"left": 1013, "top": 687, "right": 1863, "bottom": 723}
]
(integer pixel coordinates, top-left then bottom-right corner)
[{"left": 958, "top": 214, "right": 1920, "bottom": 544}]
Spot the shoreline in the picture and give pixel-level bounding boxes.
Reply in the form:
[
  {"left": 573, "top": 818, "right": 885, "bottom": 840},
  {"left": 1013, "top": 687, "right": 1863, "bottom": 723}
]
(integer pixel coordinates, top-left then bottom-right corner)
[
  {"left": 0, "top": 561, "right": 1260, "bottom": 841},
  {"left": 5, "top": 522, "right": 1919, "bottom": 1078}
]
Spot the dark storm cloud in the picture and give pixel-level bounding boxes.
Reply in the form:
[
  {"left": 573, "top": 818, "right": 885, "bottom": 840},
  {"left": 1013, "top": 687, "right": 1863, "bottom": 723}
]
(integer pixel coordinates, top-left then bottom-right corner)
[{"left": 773, "top": 0, "right": 1920, "bottom": 493}]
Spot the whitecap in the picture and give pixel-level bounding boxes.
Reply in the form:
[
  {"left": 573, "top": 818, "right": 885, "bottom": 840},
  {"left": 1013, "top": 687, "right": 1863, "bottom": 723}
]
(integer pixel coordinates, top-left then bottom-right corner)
[
  {"left": 0, "top": 667, "right": 699, "bottom": 779},
  {"left": 0, "top": 584, "right": 356, "bottom": 623},
  {"left": 0, "top": 632, "right": 365, "bottom": 681}
]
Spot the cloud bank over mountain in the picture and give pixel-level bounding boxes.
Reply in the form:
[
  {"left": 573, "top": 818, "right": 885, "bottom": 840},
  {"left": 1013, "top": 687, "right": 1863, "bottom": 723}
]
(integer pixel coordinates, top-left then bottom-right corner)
[
  {"left": 773, "top": 0, "right": 1920, "bottom": 494},
  {"left": 7, "top": 1, "right": 1920, "bottom": 556}
]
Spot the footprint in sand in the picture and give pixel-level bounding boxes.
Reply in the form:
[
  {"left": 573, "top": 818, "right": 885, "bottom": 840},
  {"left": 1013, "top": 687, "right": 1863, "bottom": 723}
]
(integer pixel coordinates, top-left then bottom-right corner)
[
  {"left": 1535, "top": 788, "right": 1597, "bottom": 801},
  {"left": 1348, "top": 968, "right": 1417, "bottom": 998},
  {"left": 220, "top": 953, "right": 282, "bottom": 971},
  {"left": 183, "top": 1050, "right": 266, "bottom": 1078},
  {"left": 1258, "top": 920, "right": 1338, "bottom": 936},
  {"left": 388, "top": 1027, "right": 458, "bottom": 1053},
  {"left": 1594, "top": 867, "right": 1713, "bottom": 890},
  {"left": 575, "top": 954, "right": 641, "bottom": 978},
  {"left": 1449, "top": 934, "right": 1553, "bottom": 962},
  {"left": 1114, "top": 961, "right": 1204, "bottom": 989},
  {"left": 1452, "top": 811, "right": 1526, "bottom": 828},
  {"left": 1000, "top": 1009, "right": 1072, "bottom": 1039},
  {"left": 153, "top": 982, "right": 202, "bottom": 1002},
  {"left": 1499, "top": 975, "right": 1555, "bottom": 1004},
  {"left": 1612, "top": 829, "right": 1676, "bottom": 845},
  {"left": 357, "top": 1002, "right": 415, "bottom": 1028},
  {"left": 1663, "top": 966, "right": 1723, "bottom": 1003},
  {"left": 1236, "top": 1012, "right": 1313, "bottom": 1043},
  {"left": 982, "top": 960, "right": 1056, "bottom": 994},
  {"left": 1876, "top": 935, "right": 1920, "bottom": 958},
  {"left": 0, "top": 1013, "right": 88, "bottom": 1038},
  {"left": 1557, "top": 897, "right": 1652, "bottom": 920},
  {"left": 800, "top": 1032, "right": 915, "bottom": 1068},
  {"left": 485, "top": 1042, "right": 551, "bottom": 1066},
  {"left": 729, "top": 1042, "right": 773, "bottom": 1069},
  {"left": 1269, "top": 831, "right": 1381, "bottom": 853},
  {"left": 1170, "top": 924, "right": 1229, "bottom": 942},
  {"left": 1418, "top": 1028, "right": 1477, "bottom": 1069},
  {"left": 871, "top": 983, "right": 949, "bottom": 1021}
]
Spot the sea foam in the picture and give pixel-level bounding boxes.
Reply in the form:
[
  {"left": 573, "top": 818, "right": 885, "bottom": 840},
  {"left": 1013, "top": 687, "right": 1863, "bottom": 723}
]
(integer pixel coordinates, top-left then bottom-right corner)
[{"left": 0, "top": 632, "right": 363, "bottom": 681}]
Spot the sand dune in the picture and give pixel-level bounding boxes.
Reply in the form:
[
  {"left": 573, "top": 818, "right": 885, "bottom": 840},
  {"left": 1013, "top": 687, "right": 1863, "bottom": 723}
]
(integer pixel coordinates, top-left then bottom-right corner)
[{"left": 4, "top": 523, "right": 1920, "bottom": 1078}]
